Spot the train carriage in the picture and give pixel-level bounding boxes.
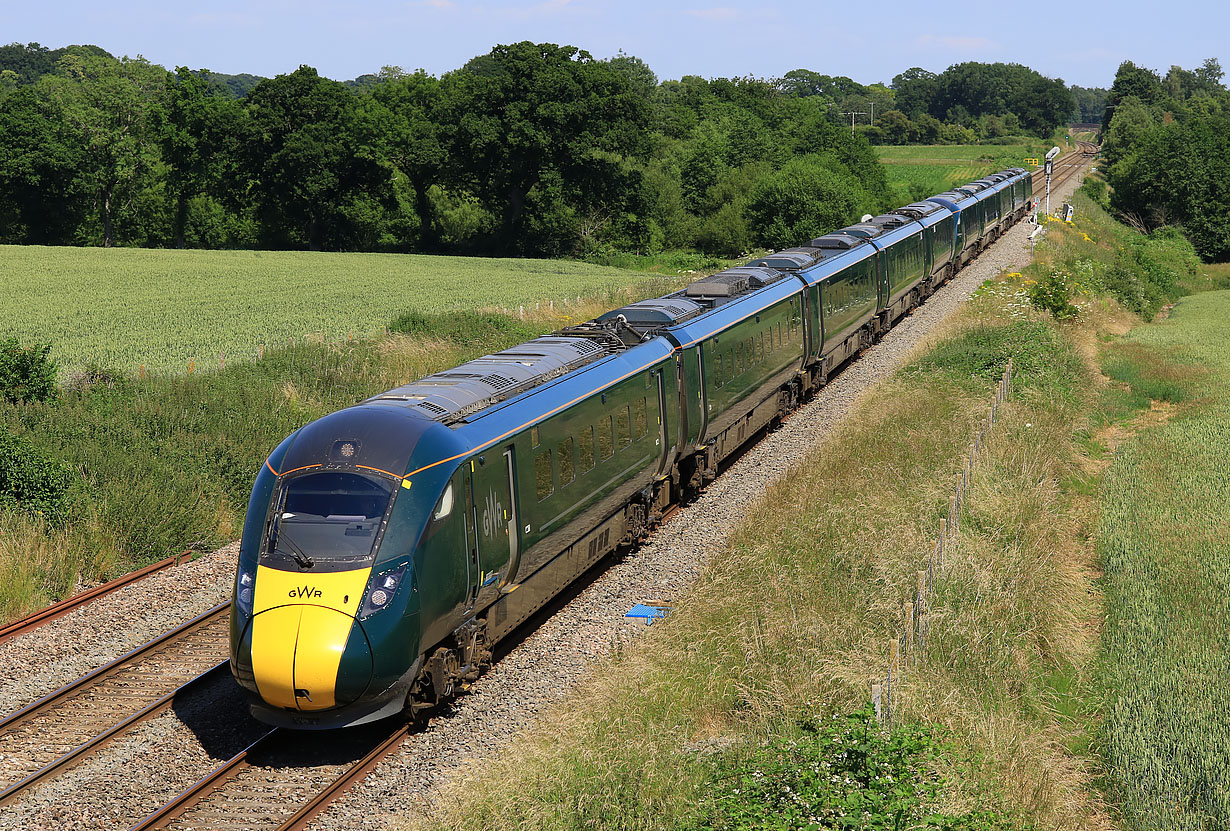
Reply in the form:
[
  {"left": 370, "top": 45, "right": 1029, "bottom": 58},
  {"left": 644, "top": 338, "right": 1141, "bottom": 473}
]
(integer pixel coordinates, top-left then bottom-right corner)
[{"left": 231, "top": 166, "right": 1037, "bottom": 730}]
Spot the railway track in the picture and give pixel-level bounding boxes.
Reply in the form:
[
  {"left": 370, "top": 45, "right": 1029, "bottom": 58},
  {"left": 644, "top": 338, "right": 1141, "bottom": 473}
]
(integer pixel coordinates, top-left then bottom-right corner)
[
  {"left": 0, "top": 604, "right": 229, "bottom": 808},
  {"left": 0, "top": 553, "right": 193, "bottom": 646},
  {"left": 1030, "top": 141, "right": 1098, "bottom": 200},
  {"left": 130, "top": 723, "right": 409, "bottom": 831}
]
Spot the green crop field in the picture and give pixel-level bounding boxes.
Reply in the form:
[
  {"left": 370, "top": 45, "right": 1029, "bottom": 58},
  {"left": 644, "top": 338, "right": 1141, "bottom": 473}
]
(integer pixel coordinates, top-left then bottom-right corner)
[
  {"left": 1, "top": 245, "right": 657, "bottom": 377},
  {"left": 1098, "top": 290, "right": 1230, "bottom": 827},
  {"left": 877, "top": 142, "right": 1049, "bottom": 201}
]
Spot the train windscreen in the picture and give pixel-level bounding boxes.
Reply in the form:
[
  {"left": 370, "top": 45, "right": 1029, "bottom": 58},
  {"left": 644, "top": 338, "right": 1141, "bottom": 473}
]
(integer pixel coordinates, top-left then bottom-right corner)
[{"left": 263, "top": 471, "right": 395, "bottom": 572}]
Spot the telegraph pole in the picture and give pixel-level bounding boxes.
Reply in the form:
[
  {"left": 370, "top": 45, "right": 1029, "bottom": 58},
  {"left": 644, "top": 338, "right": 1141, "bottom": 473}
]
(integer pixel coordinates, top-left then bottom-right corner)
[{"left": 840, "top": 111, "right": 868, "bottom": 135}]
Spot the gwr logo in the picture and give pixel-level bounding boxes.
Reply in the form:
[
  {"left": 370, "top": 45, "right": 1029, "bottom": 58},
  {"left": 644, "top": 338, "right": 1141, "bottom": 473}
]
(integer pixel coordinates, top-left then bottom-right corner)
[{"left": 288, "top": 585, "right": 323, "bottom": 599}]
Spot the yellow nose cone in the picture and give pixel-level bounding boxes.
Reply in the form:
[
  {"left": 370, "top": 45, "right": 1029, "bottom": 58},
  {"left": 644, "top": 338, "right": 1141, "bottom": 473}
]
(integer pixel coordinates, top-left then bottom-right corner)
[
  {"left": 248, "top": 565, "right": 374, "bottom": 711},
  {"left": 252, "top": 605, "right": 365, "bottom": 710}
]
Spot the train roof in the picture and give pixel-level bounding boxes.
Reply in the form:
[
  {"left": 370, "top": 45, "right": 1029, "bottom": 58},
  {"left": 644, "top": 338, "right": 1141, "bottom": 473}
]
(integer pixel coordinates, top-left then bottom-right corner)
[
  {"left": 367, "top": 336, "right": 611, "bottom": 424},
  {"left": 746, "top": 247, "right": 825, "bottom": 270}
]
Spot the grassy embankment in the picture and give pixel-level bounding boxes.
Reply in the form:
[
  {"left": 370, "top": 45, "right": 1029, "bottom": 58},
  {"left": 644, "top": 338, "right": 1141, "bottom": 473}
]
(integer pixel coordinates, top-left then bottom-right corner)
[
  {"left": 0, "top": 247, "right": 714, "bottom": 619},
  {"left": 401, "top": 187, "right": 1229, "bottom": 830}
]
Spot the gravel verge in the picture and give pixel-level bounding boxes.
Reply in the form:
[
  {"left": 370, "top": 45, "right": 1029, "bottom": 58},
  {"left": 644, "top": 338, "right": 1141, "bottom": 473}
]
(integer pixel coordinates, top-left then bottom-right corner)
[{"left": 0, "top": 170, "right": 1085, "bottom": 831}]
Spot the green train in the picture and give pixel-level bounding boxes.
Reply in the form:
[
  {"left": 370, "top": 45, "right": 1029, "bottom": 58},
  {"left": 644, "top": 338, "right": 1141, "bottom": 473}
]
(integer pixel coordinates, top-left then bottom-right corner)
[{"left": 230, "top": 168, "right": 1034, "bottom": 728}]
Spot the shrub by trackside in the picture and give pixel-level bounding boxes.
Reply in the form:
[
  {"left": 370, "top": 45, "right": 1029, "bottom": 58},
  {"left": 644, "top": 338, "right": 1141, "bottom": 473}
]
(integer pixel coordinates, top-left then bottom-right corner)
[
  {"left": 692, "top": 708, "right": 1026, "bottom": 831},
  {"left": 0, "top": 337, "right": 58, "bottom": 404},
  {"left": 0, "top": 431, "right": 76, "bottom": 524}
]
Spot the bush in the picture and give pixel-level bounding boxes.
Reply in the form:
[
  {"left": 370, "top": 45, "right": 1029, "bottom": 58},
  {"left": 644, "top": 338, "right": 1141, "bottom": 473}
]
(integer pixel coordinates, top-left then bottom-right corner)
[
  {"left": 0, "top": 431, "right": 75, "bottom": 524},
  {"left": 692, "top": 708, "right": 1021, "bottom": 831},
  {"left": 0, "top": 337, "right": 57, "bottom": 404},
  {"left": 912, "top": 320, "right": 1083, "bottom": 395},
  {"left": 1026, "top": 269, "right": 1081, "bottom": 320},
  {"left": 745, "top": 156, "right": 871, "bottom": 250},
  {"left": 387, "top": 309, "right": 542, "bottom": 347}
]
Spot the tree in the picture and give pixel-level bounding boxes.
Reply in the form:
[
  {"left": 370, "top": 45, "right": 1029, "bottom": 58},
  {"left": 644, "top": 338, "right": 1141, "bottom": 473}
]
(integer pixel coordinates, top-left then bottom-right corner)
[
  {"left": 0, "top": 85, "right": 88, "bottom": 243},
  {"left": 1103, "top": 61, "right": 1165, "bottom": 131},
  {"left": 367, "top": 69, "right": 447, "bottom": 249},
  {"left": 745, "top": 156, "right": 872, "bottom": 249},
  {"left": 244, "top": 66, "right": 394, "bottom": 250},
  {"left": 155, "top": 67, "right": 250, "bottom": 247},
  {"left": 442, "top": 42, "right": 651, "bottom": 254},
  {"left": 891, "top": 68, "right": 938, "bottom": 119},
  {"left": 40, "top": 53, "right": 165, "bottom": 247},
  {"left": 877, "top": 109, "right": 913, "bottom": 145}
]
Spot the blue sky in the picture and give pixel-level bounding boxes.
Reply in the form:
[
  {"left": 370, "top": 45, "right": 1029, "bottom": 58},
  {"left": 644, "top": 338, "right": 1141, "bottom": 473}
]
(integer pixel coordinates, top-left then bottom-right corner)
[{"left": 2, "top": 1, "right": 1225, "bottom": 89}]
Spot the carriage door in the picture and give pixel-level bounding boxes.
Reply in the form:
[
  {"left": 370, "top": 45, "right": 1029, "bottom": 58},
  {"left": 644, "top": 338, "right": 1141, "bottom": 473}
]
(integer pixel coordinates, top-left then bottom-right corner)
[{"left": 462, "top": 468, "right": 481, "bottom": 608}]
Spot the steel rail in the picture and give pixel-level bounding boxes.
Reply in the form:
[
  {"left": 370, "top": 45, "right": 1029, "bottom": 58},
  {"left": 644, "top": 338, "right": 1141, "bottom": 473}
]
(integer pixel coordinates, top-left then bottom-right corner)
[
  {"left": 0, "top": 602, "right": 229, "bottom": 733},
  {"left": 0, "top": 661, "right": 230, "bottom": 809},
  {"left": 0, "top": 552, "right": 194, "bottom": 645}
]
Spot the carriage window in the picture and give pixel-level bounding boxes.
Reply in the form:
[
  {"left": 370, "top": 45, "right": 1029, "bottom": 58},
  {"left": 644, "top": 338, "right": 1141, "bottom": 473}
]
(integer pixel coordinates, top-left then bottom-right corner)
[
  {"left": 579, "top": 426, "right": 595, "bottom": 472},
  {"left": 534, "top": 450, "right": 553, "bottom": 501},
  {"left": 530, "top": 426, "right": 540, "bottom": 448},
  {"left": 598, "top": 415, "right": 614, "bottom": 460},
  {"left": 712, "top": 351, "right": 723, "bottom": 387},
  {"left": 758, "top": 332, "right": 765, "bottom": 363},
  {"left": 633, "top": 398, "right": 648, "bottom": 439},
  {"left": 725, "top": 350, "right": 734, "bottom": 381},
  {"left": 558, "top": 437, "right": 575, "bottom": 486},
  {"left": 616, "top": 405, "right": 631, "bottom": 448},
  {"left": 736, "top": 342, "right": 745, "bottom": 375}
]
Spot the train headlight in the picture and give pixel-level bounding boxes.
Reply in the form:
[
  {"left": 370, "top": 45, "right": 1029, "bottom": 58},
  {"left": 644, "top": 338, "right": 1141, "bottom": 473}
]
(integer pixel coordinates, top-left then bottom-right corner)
[
  {"left": 236, "top": 567, "right": 255, "bottom": 616},
  {"left": 359, "top": 565, "right": 407, "bottom": 620}
]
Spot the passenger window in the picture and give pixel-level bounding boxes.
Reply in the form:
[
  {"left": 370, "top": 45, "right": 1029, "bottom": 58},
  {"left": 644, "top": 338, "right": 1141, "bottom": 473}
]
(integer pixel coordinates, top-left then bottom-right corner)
[
  {"left": 530, "top": 426, "right": 540, "bottom": 448},
  {"left": 725, "top": 351, "right": 733, "bottom": 381},
  {"left": 579, "top": 425, "right": 595, "bottom": 472},
  {"left": 712, "top": 350, "right": 722, "bottom": 387},
  {"left": 558, "top": 437, "right": 575, "bottom": 486},
  {"left": 736, "top": 342, "right": 745, "bottom": 374},
  {"left": 598, "top": 415, "right": 614, "bottom": 460},
  {"left": 633, "top": 398, "right": 648, "bottom": 438},
  {"left": 616, "top": 405, "right": 631, "bottom": 448},
  {"left": 758, "top": 332, "right": 765, "bottom": 363},
  {"left": 534, "top": 450, "right": 553, "bottom": 501}
]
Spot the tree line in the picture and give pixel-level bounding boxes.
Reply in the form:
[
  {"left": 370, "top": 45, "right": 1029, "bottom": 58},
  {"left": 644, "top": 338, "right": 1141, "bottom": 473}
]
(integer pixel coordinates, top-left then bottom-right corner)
[
  {"left": 1098, "top": 58, "right": 1230, "bottom": 262},
  {"left": 0, "top": 42, "right": 1085, "bottom": 258}
]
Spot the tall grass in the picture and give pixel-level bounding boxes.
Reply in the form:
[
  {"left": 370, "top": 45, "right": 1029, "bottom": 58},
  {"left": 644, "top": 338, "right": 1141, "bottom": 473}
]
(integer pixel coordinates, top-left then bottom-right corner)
[{"left": 1095, "top": 291, "right": 1230, "bottom": 828}]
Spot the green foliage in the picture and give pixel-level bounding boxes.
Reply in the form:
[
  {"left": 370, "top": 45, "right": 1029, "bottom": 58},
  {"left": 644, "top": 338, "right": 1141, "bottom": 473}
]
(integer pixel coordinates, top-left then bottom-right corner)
[
  {"left": 0, "top": 337, "right": 57, "bottom": 404},
  {"left": 1077, "top": 175, "right": 1109, "bottom": 210},
  {"left": 387, "top": 309, "right": 541, "bottom": 347},
  {"left": 745, "top": 156, "right": 870, "bottom": 249},
  {"left": 911, "top": 321, "right": 1083, "bottom": 395},
  {"left": 1025, "top": 269, "right": 1081, "bottom": 320},
  {"left": 0, "top": 431, "right": 75, "bottom": 524},
  {"left": 1105, "top": 231, "right": 1200, "bottom": 319},
  {"left": 893, "top": 62, "right": 1071, "bottom": 138},
  {"left": 693, "top": 709, "right": 1017, "bottom": 831},
  {"left": 441, "top": 41, "right": 652, "bottom": 255}
]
